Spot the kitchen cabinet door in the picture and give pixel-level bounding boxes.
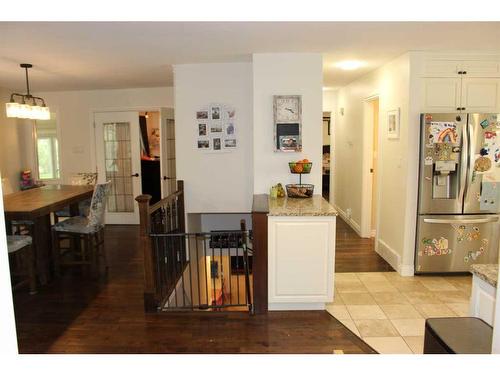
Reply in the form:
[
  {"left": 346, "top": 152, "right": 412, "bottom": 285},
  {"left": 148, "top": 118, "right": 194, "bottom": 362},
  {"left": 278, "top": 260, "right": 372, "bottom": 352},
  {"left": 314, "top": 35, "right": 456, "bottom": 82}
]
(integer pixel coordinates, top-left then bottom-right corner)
[
  {"left": 461, "top": 78, "right": 500, "bottom": 112},
  {"left": 421, "top": 60, "right": 461, "bottom": 77},
  {"left": 268, "top": 216, "right": 335, "bottom": 308},
  {"left": 461, "top": 61, "right": 500, "bottom": 77},
  {"left": 421, "top": 78, "right": 462, "bottom": 112}
]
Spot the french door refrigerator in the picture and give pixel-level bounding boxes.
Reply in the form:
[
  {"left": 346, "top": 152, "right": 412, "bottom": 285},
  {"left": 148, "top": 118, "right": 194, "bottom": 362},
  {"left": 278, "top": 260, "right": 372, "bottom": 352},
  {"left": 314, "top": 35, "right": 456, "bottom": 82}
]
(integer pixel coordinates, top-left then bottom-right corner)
[{"left": 416, "top": 113, "right": 500, "bottom": 273}]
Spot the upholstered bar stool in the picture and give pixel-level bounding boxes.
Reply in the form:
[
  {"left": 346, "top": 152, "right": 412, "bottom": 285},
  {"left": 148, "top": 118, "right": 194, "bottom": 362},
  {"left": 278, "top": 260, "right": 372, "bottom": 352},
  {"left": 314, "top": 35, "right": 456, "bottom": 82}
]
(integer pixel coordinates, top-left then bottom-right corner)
[
  {"left": 52, "top": 182, "right": 110, "bottom": 277},
  {"left": 2, "top": 177, "right": 33, "bottom": 235},
  {"left": 54, "top": 172, "right": 98, "bottom": 222},
  {"left": 7, "top": 235, "right": 37, "bottom": 294}
]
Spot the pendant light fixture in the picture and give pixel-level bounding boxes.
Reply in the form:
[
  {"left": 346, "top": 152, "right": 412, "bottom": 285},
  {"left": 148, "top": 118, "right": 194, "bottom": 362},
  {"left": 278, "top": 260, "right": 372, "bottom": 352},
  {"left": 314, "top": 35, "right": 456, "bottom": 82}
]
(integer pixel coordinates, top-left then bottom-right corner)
[{"left": 5, "top": 63, "right": 50, "bottom": 120}]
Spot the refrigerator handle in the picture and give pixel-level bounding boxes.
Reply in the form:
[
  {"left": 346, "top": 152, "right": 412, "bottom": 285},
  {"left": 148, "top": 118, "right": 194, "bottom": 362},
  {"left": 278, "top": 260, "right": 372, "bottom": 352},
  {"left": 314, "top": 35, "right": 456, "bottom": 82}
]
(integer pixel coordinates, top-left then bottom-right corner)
[
  {"left": 465, "top": 120, "right": 475, "bottom": 199},
  {"left": 459, "top": 120, "right": 468, "bottom": 203},
  {"left": 424, "top": 217, "right": 499, "bottom": 224}
]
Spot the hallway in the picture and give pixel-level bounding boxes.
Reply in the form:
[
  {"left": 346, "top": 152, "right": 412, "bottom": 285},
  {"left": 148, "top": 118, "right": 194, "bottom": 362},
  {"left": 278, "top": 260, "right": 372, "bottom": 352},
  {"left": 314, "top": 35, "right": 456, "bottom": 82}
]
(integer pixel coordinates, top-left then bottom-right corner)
[{"left": 335, "top": 217, "right": 394, "bottom": 273}]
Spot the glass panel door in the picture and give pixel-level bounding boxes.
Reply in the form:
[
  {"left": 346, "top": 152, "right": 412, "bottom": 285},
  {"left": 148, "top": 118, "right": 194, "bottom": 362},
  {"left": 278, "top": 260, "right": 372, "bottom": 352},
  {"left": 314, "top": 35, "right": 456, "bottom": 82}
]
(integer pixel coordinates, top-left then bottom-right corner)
[{"left": 95, "top": 112, "right": 141, "bottom": 224}]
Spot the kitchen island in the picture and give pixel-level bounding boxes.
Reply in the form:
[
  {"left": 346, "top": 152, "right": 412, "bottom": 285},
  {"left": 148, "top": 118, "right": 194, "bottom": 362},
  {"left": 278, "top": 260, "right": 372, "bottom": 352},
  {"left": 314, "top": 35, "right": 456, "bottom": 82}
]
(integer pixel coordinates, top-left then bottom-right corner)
[
  {"left": 470, "top": 263, "right": 498, "bottom": 325},
  {"left": 253, "top": 194, "right": 337, "bottom": 311}
]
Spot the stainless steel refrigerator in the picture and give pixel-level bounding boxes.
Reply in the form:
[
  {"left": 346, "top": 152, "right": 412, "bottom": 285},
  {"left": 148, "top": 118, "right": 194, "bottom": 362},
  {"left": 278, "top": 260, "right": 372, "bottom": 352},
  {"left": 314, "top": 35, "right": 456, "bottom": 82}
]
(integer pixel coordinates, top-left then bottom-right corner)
[{"left": 416, "top": 113, "right": 500, "bottom": 273}]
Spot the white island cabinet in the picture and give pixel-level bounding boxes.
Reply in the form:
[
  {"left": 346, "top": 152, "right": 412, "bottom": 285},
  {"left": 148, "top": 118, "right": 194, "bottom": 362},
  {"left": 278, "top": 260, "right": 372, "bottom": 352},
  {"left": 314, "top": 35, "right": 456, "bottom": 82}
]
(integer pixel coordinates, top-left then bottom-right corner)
[{"left": 267, "top": 195, "right": 337, "bottom": 311}]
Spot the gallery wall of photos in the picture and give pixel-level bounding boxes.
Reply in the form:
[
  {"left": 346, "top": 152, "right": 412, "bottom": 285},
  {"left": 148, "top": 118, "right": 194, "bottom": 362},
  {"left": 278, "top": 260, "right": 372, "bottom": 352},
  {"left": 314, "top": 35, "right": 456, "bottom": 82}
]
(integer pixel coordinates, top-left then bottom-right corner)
[{"left": 196, "top": 104, "right": 237, "bottom": 152}]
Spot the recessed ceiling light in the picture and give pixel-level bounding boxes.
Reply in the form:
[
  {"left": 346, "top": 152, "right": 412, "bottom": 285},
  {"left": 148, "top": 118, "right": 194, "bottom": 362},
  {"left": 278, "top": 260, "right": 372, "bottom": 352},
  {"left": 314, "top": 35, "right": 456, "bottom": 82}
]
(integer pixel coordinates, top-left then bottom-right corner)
[{"left": 335, "top": 60, "right": 365, "bottom": 70}]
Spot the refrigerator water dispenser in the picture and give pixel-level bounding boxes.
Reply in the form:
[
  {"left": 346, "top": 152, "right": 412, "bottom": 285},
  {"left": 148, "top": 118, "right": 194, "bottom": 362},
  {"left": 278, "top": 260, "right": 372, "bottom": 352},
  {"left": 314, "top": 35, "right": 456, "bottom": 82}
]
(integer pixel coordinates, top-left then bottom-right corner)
[{"left": 433, "top": 160, "right": 457, "bottom": 199}]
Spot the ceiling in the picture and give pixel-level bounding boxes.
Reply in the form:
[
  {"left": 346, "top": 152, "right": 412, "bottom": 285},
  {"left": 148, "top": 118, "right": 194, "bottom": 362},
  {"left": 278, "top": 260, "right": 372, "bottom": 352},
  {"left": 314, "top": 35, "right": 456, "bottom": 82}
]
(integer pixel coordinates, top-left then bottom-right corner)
[{"left": 1, "top": 22, "right": 500, "bottom": 92}]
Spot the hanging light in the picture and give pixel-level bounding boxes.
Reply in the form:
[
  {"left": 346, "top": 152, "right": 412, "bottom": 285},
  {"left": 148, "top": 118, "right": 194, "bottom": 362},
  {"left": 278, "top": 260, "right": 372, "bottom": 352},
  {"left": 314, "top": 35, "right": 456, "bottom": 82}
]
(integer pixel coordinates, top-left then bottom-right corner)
[{"left": 5, "top": 63, "right": 50, "bottom": 120}]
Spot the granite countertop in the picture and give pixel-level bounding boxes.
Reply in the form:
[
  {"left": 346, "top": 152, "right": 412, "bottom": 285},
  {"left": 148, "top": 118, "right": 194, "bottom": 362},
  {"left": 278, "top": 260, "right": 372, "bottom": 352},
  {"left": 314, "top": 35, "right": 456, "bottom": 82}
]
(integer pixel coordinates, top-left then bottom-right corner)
[
  {"left": 268, "top": 195, "right": 338, "bottom": 217},
  {"left": 471, "top": 264, "right": 498, "bottom": 288}
]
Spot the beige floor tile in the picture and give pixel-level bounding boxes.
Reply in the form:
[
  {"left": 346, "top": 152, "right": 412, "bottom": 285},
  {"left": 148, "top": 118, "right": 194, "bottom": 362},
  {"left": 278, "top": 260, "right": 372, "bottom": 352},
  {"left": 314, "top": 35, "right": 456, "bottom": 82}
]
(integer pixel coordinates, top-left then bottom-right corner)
[
  {"left": 371, "top": 292, "right": 410, "bottom": 305},
  {"left": 390, "top": 319, "right": 426, "bottom": 336},
  {"left": 363, "top": 281, "right": 398, "bottom": 293},
  {"left": 356, "top": 272, "right": 390, "bottom": 282},
  {"left": 379, "top": 304, "right": 423, "bottom": 319},
  {"left": 354, "top": 319, "right": 399, "bottom": 337},
  {"left": 391, "top": 281, "right": 428, "bottom": 292},
  {"left": 446, "top": 303, "right": 471, "bottom": 317},
  {"left": 419, "top": 278, "right": 458, "bottom": 292},
  {"left": 363, "top": 336, "right": 413, "bottom": 354},
  {"left": 340, "top": 292, "right": 376, "bottom": 305},
  {"left": 336, "top": 273, "right": 360, "bottom": 282},
  {"left": 326, "top": 304, "right": 351, "bottom": 320},
  {"left": 414, "top": 304, "right": 457, "bottom": 318},
  {"left": 346, "top": 305, "right": 387, "bottom": 320},
  {"left": 403, "top": 336, "right": 425, "bottom": 354},
  {"left": 433, "top": 291, "right": 470, "bottom": 304},
  {"left": 332, "top": 292, "right": 344, "bottom": 305},
  {"left": 402, "top": 291, "right": 442, "bottom": 304},
  {"left": 336, "top": 280, "right": 368, "bottom": 293},
  {"left": 339, "top": 319, "right": 361, "bottom": 337}
]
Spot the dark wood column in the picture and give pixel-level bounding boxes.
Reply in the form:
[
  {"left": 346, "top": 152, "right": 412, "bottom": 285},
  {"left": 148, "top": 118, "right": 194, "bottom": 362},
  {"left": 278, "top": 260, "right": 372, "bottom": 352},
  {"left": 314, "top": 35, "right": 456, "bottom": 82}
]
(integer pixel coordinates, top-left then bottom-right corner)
[{"left": 252, "top": 194, "right": 269, "bottom": 314}]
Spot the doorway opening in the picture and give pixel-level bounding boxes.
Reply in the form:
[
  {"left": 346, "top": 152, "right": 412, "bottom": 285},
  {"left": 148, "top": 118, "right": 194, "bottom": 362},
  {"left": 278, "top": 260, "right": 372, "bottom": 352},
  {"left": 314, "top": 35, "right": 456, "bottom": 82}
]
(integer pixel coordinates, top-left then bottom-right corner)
[
  {"left": 322, "top": 112, "right": 331, "bottom": 201},
  {"left": 369, "top": 98, "right": 379, "bottom": 238},
  {"left": 94, "top": 108, "right": 175, "bottom": 225}
]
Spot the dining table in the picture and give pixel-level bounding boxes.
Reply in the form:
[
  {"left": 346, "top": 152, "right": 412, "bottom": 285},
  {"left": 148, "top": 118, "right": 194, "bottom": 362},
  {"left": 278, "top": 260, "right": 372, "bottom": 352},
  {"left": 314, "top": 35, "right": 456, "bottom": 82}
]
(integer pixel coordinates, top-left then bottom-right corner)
[{"left": 3, "top": 184, "right": 95, "bottom": 285}]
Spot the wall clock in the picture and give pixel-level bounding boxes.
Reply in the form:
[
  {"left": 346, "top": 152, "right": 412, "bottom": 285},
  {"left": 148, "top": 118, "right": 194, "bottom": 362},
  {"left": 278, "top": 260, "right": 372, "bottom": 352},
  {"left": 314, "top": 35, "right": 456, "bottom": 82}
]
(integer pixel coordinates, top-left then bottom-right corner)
[{"left": 273, "top": 95, "right": 302, "bottom": 152}]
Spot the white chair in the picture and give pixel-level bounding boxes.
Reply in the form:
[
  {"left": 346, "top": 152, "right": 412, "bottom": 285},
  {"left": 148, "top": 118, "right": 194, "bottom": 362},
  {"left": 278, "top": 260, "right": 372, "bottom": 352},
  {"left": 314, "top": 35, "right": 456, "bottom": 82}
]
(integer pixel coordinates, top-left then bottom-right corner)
[{"left": 52, "top": 182, "right": 110, "bottom": 276}]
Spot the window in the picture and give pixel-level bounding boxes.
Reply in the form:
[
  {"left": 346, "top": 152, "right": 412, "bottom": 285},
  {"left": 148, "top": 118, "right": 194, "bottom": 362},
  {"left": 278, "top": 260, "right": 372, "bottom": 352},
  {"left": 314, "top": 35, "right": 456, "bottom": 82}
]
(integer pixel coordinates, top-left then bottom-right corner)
[{"left": 35, "top": 114, "right": 60, "bottom": 180}]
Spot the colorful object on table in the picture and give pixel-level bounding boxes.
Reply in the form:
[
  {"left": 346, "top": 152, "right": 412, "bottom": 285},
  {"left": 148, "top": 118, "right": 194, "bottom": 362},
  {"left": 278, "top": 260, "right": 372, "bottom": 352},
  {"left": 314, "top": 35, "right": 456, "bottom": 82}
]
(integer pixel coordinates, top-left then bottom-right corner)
[
  {"left": 270, "top": 183, "right": 286, "bottom": 198},
  {"left": 19, "top": 170, "right": 35, "bottom": 191},
  {"left": 480, "top": 119, "right": 489, "bottom": 129}
]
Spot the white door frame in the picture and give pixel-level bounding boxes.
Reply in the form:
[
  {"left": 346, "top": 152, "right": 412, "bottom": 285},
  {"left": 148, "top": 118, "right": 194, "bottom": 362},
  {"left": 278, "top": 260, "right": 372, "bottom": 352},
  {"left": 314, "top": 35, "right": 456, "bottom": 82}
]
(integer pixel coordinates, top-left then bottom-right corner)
[{"left": 361, "top": 94, "right": 381, "bottom": 239}]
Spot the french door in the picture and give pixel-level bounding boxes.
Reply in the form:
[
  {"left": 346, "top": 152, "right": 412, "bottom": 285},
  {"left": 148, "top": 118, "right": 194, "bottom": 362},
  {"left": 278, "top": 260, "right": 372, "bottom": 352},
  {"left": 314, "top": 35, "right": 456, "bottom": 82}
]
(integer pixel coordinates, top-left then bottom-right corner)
[
  {"left": 94, "top": 111, "right": 141, "bottom": 224},
  {"left": 160, "top": 108, "right": 177, "bottom": 196}
]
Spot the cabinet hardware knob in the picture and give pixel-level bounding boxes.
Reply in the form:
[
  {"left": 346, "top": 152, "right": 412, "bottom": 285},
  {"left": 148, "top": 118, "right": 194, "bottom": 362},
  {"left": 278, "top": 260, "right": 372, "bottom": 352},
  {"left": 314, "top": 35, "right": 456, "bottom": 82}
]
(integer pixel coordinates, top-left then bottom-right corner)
[
  {"left": 458, "top": 71, "right": 462, "bottom": 74},
  {"left": 462, "top": 107, "right": 466, "bottom": 111},
  {"left": 463, "top": 71, "right": 467, "bottom": 75},
  {"left": 131, "top": 173, "right": 139, "bottom": 177},
  {"left": 456, "top": 107, "right": 461, "bottom": 110}
]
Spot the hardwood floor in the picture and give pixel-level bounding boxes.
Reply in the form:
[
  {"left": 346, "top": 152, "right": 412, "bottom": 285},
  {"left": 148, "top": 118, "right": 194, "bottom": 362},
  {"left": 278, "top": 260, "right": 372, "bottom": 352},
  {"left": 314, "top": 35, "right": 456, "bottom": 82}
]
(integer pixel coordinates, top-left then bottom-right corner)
[
  {"left": 335, "top": 217, "right": 394, "bottom": 273},
  {"left": 12, "top": 225, "right": 375, "bottom": 354}
]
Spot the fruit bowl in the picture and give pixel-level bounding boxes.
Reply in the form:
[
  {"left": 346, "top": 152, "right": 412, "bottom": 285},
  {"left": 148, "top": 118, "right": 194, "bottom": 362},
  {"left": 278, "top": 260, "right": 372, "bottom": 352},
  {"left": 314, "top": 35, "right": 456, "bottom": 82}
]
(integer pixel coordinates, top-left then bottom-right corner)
[
  {"left": 286, "top": 184, "right": 314, "bottom": 198},
  {"left": 288, "top": 162, "right": 313, "bottom": 174}
]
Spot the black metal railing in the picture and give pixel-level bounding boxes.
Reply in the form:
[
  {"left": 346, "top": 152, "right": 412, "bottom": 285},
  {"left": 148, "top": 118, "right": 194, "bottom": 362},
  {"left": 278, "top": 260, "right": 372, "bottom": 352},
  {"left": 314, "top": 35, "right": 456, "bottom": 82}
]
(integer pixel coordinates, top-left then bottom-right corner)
[{"left": 150, "top": 230, "right": 253, "bottom": 313}]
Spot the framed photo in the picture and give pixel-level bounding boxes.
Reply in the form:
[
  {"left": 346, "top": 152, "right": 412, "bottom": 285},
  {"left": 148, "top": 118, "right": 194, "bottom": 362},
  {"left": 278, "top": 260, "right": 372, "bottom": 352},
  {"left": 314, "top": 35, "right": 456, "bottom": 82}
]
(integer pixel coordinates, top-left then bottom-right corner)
[
  {"left": 211, "top": 106, "right": 221, "bottom": 120},
  {"left": 197, "top": 139, "right": 210, "bottom": 149},
  {"left": 198, "top": 123, "right": 207, "bottom": 136},
  {"left": 387, "top": 108, "right": 400, "bottom": 139},
  {"left": 225, "top": 122, "right": 235, "bottom": 136},
  {"left": 196, "top": 111, "right": 208, "bottom": 120},
  {"left": 224, "top": 138, "right": 237, "bottom": 148},
  {"left": 227, "top": 108, "right": 235, "bottom": 119},
  {"left": 210, "top": 123, "right": 223, "bottom": 133},
  {"left": 279, "top": 135, "right": 300, "bottom": 152},
  {"left": 213, "top": 137, "right": 222, "bottom": 151}
]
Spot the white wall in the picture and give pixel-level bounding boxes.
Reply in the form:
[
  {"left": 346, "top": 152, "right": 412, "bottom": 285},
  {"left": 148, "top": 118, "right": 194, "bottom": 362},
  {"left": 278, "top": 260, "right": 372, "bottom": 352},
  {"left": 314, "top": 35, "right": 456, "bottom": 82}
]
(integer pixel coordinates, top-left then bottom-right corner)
[
  {"left": 0, "top": 87, "right": 25, "bottom": 192},
  {"left": 201, "top": 213, "right": 253, "bottom": 232},
  {"left": 334, "top": 53, "right": 413, "bottom": 274},
  {"left": 253, "top": 53, "right": 323, "bottom": 194},
  {"left": 174, "top": 63, "right": 253, "bottom": 213},
  {"left": 34, "top": 87, "right": 173, "bottom": 183}
]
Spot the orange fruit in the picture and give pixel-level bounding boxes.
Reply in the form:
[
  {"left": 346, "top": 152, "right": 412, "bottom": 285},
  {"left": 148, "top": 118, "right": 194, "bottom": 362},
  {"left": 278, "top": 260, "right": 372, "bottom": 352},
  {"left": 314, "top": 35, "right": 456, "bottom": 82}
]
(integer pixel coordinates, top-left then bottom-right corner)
[{"left": 294, "top": 164, "right": 303, "bottom": 173}]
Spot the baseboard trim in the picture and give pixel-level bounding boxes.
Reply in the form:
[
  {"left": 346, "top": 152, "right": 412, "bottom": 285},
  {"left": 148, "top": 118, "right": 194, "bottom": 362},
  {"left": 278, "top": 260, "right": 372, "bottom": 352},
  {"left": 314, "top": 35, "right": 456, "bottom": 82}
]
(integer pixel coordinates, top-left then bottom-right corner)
[
  {"left": 334, "top": 205, "right": 362, "bottom": 237},
  {"left": 268, "top": 302, "right": 325, "bottom": 311},
  {"left": 376, "top": 239, "right": 415, "bottom": 277}
]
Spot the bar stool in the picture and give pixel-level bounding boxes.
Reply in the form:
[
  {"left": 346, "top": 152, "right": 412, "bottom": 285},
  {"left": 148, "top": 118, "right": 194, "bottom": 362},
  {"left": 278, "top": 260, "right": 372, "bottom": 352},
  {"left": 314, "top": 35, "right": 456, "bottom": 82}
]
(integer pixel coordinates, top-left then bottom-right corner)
[
  {"left": 51, "top": 182, "right": 110, "bottom": 276},
  {"left": 7, "top": 235, "right": 37, "bottom": 294}
]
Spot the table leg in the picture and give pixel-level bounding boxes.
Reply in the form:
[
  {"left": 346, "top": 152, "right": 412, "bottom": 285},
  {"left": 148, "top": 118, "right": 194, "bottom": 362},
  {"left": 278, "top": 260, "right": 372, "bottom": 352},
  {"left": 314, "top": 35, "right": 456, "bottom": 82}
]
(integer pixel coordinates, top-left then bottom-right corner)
[{"left": 33, "top": 214, "right": 52, "bottom": 285}]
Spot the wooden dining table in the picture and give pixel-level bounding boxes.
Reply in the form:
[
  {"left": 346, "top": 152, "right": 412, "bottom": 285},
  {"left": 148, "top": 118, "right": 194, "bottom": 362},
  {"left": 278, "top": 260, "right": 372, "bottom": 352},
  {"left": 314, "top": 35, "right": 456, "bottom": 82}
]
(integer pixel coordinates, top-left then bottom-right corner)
[{"left": 3, "top": 184, "right": 95, "bottom": 285}]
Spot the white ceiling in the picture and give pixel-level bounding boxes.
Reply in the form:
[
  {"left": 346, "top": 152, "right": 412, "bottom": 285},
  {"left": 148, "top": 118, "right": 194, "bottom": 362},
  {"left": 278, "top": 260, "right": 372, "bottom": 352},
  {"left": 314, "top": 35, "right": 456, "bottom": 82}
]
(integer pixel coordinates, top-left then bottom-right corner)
[{"left": 1, "top": 22, "right": 500, "bottom": 92}]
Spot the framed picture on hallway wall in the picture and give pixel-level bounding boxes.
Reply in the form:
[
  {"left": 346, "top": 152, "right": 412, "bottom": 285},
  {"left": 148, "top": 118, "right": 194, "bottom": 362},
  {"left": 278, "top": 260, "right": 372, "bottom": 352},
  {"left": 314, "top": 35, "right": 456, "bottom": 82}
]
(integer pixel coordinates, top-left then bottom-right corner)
[{"left": 387, "top": 108, "right": 400, "bottom": 140}]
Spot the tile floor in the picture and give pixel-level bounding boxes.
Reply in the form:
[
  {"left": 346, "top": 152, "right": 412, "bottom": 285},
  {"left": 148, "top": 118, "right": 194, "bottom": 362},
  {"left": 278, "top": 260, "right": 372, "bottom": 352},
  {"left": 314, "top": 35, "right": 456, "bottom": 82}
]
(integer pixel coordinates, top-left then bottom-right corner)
[{"left": 326, "top": 272, "right": 472, "bottom": 354}]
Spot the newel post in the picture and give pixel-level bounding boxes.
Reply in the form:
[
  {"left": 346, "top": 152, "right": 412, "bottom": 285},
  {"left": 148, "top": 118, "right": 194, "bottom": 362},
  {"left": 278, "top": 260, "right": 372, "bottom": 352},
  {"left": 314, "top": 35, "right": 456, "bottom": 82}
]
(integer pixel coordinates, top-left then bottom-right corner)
[
  {"left": 135, "top": 194, "right": 156, "bottom": 312},
  {"left": 177, "top": 180, "right": 186, "bottom": 233}
]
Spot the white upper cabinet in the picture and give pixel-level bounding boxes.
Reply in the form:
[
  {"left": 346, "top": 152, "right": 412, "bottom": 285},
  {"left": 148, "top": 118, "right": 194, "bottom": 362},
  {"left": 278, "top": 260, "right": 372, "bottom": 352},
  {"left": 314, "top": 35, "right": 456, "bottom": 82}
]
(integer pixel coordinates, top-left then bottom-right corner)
[
  {"left": 421, "top": 58, "right": 500, "bottom": 78},
  {"left": 461, "top": 78, "right": 500, "bottom": 112},
  {"left": 460, "top": 61, "right": 500, "bottom": 77},
  {"left": 422, "top": 60, "right": 462, "bottom": 77},
  {"left": 422, "top": 78, "right": 462, "bottom": 112}
]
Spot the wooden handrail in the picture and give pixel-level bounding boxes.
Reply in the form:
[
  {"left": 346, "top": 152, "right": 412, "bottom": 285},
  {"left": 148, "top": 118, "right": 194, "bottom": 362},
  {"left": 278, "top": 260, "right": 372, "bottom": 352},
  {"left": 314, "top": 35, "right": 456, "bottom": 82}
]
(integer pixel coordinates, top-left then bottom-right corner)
[{"left": 136, "top": 180, "right": 185, "bottom": 312}]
